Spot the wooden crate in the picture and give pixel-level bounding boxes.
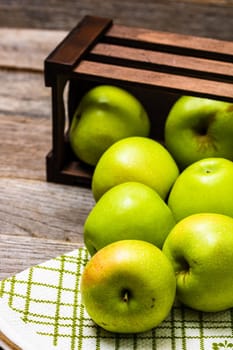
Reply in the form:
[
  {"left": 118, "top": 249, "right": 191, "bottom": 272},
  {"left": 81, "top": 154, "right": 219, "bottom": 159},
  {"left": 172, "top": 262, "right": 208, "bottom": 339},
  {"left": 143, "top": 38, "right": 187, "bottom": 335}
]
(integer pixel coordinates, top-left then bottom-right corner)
[{"left": 44, "top": 15, "right": 233, "bottom": 187}]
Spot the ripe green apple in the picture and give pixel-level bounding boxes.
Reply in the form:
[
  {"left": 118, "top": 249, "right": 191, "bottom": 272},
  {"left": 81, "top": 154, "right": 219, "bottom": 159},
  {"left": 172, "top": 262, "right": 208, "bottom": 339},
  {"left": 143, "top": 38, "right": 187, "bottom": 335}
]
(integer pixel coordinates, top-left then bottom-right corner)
[
  {"left": 81, "top": 239, "right": 176, "bottom": 333},
  {"left": 163, "top": 213, "right": 233, "bottom": 312},
  {"left": 164, "top": 96, "right": 233, "bottom": 169},
  {"left": 92, "top": 136, "right": 179, "bottom": 201},
  {"left": 69, "top": 85, "right": 150, "bottom": 166},
  {"left": 84, "top": 181, "right": 176, "bottom": 255},
  {"left": 168, "top": 157, "right": 233, "bottom": 222}
]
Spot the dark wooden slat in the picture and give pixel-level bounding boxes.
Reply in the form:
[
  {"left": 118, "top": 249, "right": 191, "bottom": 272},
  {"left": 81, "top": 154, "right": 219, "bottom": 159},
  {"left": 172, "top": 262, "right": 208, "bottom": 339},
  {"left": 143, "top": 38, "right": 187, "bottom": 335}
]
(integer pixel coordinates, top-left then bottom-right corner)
[
  {"left": 46, "top": 153, "right": 93, "bottom": 187},
  {"left": 44, "top": 15, "right": 112, "bottom": 86},
  {"left": 90, "top": 43, "right": 233, "bottom": 81},
  {"left": 105, "top": 25, "right": 233, "bottom": 61},
  {"left": 74, "top": 60, "right": 233, "bottom": 101}
]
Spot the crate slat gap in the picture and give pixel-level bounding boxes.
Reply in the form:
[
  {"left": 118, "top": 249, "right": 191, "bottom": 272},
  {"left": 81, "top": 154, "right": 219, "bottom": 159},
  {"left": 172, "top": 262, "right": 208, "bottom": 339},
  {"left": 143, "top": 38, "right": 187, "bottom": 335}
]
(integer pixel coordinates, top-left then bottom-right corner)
[
  {"left": 87, "top": 44, "right": 233, "bottom": 83},
  {"left": 104, "top": 25, "right": 233, "bottom": 62}
]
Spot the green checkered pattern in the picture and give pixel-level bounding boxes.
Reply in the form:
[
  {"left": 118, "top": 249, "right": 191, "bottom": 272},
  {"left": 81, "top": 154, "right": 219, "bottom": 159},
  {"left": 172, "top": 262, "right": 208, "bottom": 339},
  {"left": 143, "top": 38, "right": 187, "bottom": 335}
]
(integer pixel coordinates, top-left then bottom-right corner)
[{"left": 0, "top": 248, "right": 232, "bottom": 350}]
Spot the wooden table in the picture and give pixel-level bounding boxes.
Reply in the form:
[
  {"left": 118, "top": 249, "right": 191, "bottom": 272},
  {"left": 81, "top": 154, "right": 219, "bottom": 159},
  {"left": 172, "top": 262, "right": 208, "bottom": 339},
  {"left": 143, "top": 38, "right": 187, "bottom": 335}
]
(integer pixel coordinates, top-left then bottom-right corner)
[
  {"left": 0, "top": 0, "right": 232, "bottom": 281},
  {"left": 0, "top": 0, "right": 233, "bottom": 41},
  {"left": 0, "top": 28, "right": 97, "bottom": 281}
]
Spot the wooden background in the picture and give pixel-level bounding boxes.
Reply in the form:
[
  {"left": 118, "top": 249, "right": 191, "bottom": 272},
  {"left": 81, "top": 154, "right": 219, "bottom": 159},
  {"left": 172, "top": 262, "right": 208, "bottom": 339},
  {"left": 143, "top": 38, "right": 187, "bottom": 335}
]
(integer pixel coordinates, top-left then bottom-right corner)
[
  {"left": 0, "top": 1, "right": 232, "bottom": 280},
  {"left": 0, "top": 0, "right": 233, "bottom": 41}
]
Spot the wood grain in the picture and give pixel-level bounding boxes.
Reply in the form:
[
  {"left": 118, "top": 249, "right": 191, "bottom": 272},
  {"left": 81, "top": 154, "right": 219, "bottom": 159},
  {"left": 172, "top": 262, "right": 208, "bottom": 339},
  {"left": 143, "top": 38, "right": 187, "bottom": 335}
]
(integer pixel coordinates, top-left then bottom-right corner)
[
  {"left": 0, "top": 114, "right": 50, "bottom": 180},
  {"left": 0, "top": 28, "right": 66, "bottom": 72},
  {"left": 0, "top": 175, "right": 94, "bottom": 278},
  {"left": 0, "top": 27, "right": 96, "bottom": 279},
  {"left": 0, "top": 178, "right": 94, "bottom": 241},
  {"left": 106, "top": 24, "right": 233, "bottom": 56},
  {"left": 91, "top": 43, "right": 233, "bottom": 78},
  {"left": 0, "top": 235, "right": 83, "bottom": 280},
  {"left": 0, "top": 70, "right": 51, "bottom": 180},
  {"left": 0, "top": 0, "right": 233, "bottom": 41},
  {"left": 0, "top": 8, "right": 232, "bottom": 280},
  {"left": 75, "top": 60, "right": 233, "bottom": 100}
]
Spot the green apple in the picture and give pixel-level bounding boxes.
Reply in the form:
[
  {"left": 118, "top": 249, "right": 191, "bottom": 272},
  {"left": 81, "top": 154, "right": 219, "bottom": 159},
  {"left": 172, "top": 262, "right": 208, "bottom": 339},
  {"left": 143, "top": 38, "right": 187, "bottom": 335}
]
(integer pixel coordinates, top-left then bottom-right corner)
[
  {"left": 84, "top": 181, "right": 176, "bottom": 255},
  {"left": 69, "top": 85, "right": 150, "bottom": 166},
  {"left": 92, "top": 136, "right": 179, "bottom": 201},
  {"left": 81, "top": 239, "right": 176, "bottom": 333},
  {"left": 168, "top": 157, "right": 233, "bottom": 222},
  {"left": 164, "top": 96, "right": 233, "bottom": 169},
  {"left": 163, "top": 213, "right": 233, "bottom": 312}
]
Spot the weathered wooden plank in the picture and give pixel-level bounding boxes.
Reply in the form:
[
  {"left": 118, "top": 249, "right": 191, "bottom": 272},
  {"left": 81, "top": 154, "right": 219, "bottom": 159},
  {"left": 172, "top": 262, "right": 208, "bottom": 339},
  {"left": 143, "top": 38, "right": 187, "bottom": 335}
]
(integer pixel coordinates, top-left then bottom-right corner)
[
  {"left": 45, "top": 16, "right": 112, "bottom": 82},
  {"left": 91, "top": 43, "right": 233, "bottom": 78},
  {"left": 0, "top": 178, "right": 94, "bottom": 243},
  {"left": 0, "top": 114, "right": 51, "bottom": 180},
  {"left": 74, "top": 60, "right": 233, "bottom": 101},
  {"left": 0, "top": 235, "right": 84, "bottom": 280},
  {"left": 0, "top": 71, "right": 53, "bottom": 180},
  {"left": 0, "top": 28, "right": 67, "bottom": 71},
  {"left": 106, "top": 25, "right": 233, "bottom": 58},
  {"left": 0, "top": 0, "right": 232, "bottom": 41},
  {"left": 0, "top": 70, "right": 51, "bottom": 118}
]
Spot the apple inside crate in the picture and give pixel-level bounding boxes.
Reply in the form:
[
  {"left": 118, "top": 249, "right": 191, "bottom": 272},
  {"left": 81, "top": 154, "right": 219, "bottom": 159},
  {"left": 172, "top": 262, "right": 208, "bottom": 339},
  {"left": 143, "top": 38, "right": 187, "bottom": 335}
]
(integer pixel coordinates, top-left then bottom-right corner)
[{"left": 44, "top": 15, "right": 233, "bottom": 188}]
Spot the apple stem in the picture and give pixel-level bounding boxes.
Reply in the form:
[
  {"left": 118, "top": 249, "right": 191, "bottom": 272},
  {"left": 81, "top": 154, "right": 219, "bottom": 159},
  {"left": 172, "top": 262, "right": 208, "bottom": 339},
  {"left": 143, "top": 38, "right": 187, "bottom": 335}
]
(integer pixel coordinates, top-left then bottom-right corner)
[
  {"left": 121, "top": 289, "right": 130, "bottom": 303},
  {"left": 123, "top": 291, "right": 128, "bottom": 302}
]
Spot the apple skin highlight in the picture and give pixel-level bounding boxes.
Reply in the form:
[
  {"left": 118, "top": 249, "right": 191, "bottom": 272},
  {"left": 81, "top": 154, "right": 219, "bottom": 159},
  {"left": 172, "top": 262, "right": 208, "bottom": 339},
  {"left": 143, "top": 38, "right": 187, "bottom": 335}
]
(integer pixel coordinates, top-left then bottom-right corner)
[
  {"left": 69, "top": 85, "right": 150, "bottom": 166},
  {"left": 163, "top": 213, "right": 233, "bottom": 312},
  {"left": 81, "top": 240, "right": 176, "bottom": 333},
  {"left": 165, "top": 96, "right": 233, "bottom": 169},
  {"left": 92, "top": 136, "right": 179, "bottom": 202},
  {"left": 167, "top": 157, "right": 233, "bottom": 222},
  {"left": 84, "top": 181, "right": 176, "bottom": 255}
]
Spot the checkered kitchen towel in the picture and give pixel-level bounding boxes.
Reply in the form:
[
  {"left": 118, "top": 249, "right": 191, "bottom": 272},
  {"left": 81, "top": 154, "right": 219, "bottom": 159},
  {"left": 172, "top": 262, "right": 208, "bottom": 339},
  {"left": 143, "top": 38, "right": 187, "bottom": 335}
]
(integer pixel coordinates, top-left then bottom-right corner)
[{"left": 0, "top": 248, "right": 232, "bottom": 350}]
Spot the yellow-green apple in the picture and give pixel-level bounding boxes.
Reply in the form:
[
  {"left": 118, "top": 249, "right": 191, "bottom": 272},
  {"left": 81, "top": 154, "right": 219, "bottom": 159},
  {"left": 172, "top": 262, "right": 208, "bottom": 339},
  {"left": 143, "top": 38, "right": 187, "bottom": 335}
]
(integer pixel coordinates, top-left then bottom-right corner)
[
  {"left": 92, "top": 136, "right": 179, "bottom": 201},
  {"left": 168, "top": 157, "right": 233, "bottom": 222},
  {"left": 163, "top": 213, "right": 233, "bottom": 312},
  {"left": 84, "top": 181, "right": 176, "bottom": 255},
  {"left": 81, "top": 239, "right": 176, "bottom": 333},
  {"left": 164, "top": 96, "right": 233, "bottom": 169},
  {"left": 69, "top": 85, "right": 150, "bottom": 166}
]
